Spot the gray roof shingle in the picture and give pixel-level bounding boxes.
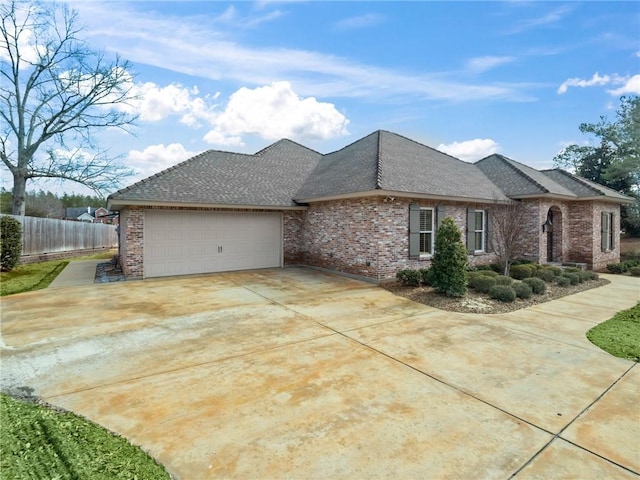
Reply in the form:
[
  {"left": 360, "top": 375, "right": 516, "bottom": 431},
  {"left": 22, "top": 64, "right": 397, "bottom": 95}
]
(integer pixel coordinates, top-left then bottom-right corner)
[
  {"left": 295, "top": 131, "right": 509, "bottom": 201},
  {"left": 109, "top": 139, "right": 322, "bottom": 207},
  {"left": 109, "top": 131, "right": 632, "bottom": 208}
]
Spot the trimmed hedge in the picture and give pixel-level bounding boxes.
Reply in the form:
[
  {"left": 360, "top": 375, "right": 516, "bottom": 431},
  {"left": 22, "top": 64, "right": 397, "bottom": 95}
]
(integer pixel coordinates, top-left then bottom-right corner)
[
  {"left": 630, "top": 266, "right": 640, "bottom": 277},
  {"left": 396, "top": 269, "right": 421, "bottom": 287},
  {"left": 562, "top": 272, "right": 581, "bottom": 285},
  {"left": 554, "top": 276, "right": 571, "bottom": 287},
  {"left": 514, "top": 281, "right": 533, "bottom": 299},
  {"left": 523, "top": 277, "right": 547, "bottom": 294},
  {"left": 470, "top": 275, "right": 497, "bottom": 293},
  {"left": 510, "top": 264, "right": 535, "bottom": 280},
  {"left": 535, "top": 268, "right": 556, "bottom": 282},
  {"left": 489, "top": 285, "right": 516, "bottom": 303},
  {"left": 0, "top": 216, "right": 22, "bottom": 272},
  {"left": 494, "top": 275, "right": 513, "bottom": 286}
]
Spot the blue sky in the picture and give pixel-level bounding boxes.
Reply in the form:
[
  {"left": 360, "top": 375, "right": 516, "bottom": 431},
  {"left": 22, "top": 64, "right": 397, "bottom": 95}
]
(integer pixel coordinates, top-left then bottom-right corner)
[{"left": 7, "top": 1, "right": 640, "bottom": 195}]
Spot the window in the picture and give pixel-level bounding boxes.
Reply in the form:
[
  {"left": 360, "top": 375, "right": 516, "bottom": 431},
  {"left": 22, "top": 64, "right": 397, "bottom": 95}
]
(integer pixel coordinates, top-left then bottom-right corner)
[
  {"left": 601, "top": 212, "right": 615, "bottom": 252},
  {"left": 467, "top": 209, "right": 486, "bottom": 253},
  {"left": 419, "top": 208, "right": 434, "bottom": 255}
]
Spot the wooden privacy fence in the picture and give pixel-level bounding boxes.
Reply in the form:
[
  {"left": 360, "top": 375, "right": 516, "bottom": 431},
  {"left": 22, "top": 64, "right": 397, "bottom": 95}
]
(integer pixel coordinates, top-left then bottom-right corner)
[{"left": 8, "top": 215, "right": 118, "bottom": 256}]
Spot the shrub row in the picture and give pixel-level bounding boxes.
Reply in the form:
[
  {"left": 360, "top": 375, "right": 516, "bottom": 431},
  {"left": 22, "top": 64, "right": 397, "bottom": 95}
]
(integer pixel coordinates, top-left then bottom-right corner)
[
  {"left": 606, "top": 259, "right": 640, "bottom": 274},
  {"left": 396, "top": 268, "right": 432, "bottom": 287}
]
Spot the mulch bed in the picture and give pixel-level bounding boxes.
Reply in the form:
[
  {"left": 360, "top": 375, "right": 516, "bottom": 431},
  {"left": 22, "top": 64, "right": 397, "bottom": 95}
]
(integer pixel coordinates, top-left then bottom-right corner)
[{"left": 380, "top": 278, "right": 610, "bottom": 314}]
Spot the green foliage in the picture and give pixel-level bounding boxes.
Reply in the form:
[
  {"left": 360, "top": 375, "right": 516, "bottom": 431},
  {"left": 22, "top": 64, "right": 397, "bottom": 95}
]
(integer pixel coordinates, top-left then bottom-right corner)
[
  {"left": 523, "top": 277, "right": 547, "bottom": 294},
  {"left": 0, "top": 394, "right": 170, "bottom": 479},
  {"left": 430, "top": 217, "right": 468, "bottom": 297},
  {"left": 554, "top": 276, "right": 571, "bottom": 287},
  {"left": 0, "top": 216, "right": 22, "bottom": 272},
  {"left": 494, "top": 275, "right": 513, "bottom": 286},
  {"left": 562, "top": 272, "right": 581, "bottom": 285},
  {"left": 563, "top": 267, "right": 581, "bottom": 273},
  {"left": 489, "top": 285, "right": 516, "bottom": 303},
  {"left": 510, "top": 264, "right": 534, "bottom": 280},
  {"left": 587, "top": 303, "right": 640, "bottom": 362},
  {"left": 396, "top": 268, "right": 421, "bottom": 287},
  {"left": 553, "top": 96, "right": 640, "bottom": 236},
  {"left": 470, "top": 275, "right": 497, "bottom": 293},
  {"left": 514, "top": 282, "right": 533, "bottom": 299},
  {"left": 418, "top": 267, "right": 432, "bottom": 286},
  {"left": 535, "top": 268, "right": 556, "bottom": 282},
  {"left": 489, "top": 263, "right": 503, "bottom": 273},
  {"left": 630, "top": 266, "right": 640, "bottom": 276},
  {"left": 606, "top": 262, "right": 627, "bottom": 274}
]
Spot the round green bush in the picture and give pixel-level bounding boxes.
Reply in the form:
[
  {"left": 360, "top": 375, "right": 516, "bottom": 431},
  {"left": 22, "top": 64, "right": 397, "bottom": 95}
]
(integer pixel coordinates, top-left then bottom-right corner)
[
  {"left": 471, "top": 275, "right": 497, "bottom": 293},
  {"left": 0, "top": 216, "right": 22, "bottom": 272},
  {"left": 509, "top": 264, "right": 534, "bottom": 280},
  {"left": 535, "top": 268, "right": 556, "bottom": 282},
  {"left": 514, "top": 281, "right": 533, "bottom": 299},
  {"left": 578, "top": 271, "right": 592, "bottom": 282},
  {"left": 494, "top": 275, "right": 513, "bottom": 286},
  {"left": 396, "top": 268, "right": 421, "bottom": 286},
  {"left": 587, "top": 271, "right": 599, "bottom": 281},
  {"left": 630, "top": 266, "right": 640, "bottom": 277},
  {"left": 564, "top": 267, "right": 581, "bottom": 273},
  {"left": 544, "top": 265, "right": 562, "bottom": 276},
  {"left": 479, "top": 270, "right": 499, "bottom": 278},
  {"left": 523, "top": 277, "right": 547, "bottom": 294},
  {"left": 606, "top": 263, "right": 627, "bottom": 274},
  {"left": 554, "top": 276, "right": 571, "bottom": 287},
  {"left": 419, "top": 267, "right": 433, "bottom": 285},
  {"left": 562, "top": 272, "right": 580, "bottom": 285},
  {"left": 489, "top": 285, "right": 516, "bottom": 303}
]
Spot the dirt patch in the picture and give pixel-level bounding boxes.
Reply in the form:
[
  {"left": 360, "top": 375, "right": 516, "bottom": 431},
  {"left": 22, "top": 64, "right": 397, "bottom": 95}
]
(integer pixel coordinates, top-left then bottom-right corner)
[{"left": 381, "top": 278, "right": 610, "bottom": 314}]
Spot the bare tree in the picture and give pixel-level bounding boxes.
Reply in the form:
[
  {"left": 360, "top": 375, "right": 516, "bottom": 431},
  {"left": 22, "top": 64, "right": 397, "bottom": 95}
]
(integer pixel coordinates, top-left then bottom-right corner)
[
  {"left": 490, "top": 199, "right": 529, "bottom": 276},
  {"left": 0, "top": 1, "right": 137, "bottom": 215}
]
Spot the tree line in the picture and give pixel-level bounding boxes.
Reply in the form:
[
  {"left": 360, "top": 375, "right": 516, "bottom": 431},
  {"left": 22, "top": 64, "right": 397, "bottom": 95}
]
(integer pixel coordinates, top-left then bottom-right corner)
[{"left": 0, "top": 188, "right": 106, "bottom": 218}]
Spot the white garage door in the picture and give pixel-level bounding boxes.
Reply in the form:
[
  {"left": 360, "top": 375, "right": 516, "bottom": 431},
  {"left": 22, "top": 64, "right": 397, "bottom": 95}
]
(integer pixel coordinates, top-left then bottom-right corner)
[{"left": 144, "top": 210, "right": 282, "bottom": 278}]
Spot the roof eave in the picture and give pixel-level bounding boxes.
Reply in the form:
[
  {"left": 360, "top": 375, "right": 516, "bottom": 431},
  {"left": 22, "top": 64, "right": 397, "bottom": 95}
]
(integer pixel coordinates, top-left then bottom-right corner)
[
  {"left": 107, "top": 199, "right": 308, "bottom": 211},
  {"left": 508, "top": 193, "right": 633, "bottom": 204},
  {"left": 295, "top": 189, "right": 513, "bottom": 205}
]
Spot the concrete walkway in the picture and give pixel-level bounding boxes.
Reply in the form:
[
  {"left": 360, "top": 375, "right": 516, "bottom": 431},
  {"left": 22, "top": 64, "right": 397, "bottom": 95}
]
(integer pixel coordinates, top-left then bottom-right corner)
[
  {"left": 47, "top": 259, "right": 102, "bottom": 288},
  {"left": 1, "top": 269, "right": 639, "bottom": 479}
]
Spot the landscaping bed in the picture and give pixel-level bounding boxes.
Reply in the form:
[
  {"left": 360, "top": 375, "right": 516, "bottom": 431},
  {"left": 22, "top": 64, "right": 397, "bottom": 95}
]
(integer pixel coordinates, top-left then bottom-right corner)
[{"left": 382, "top": 268, "right": 609, "bottom": 314}]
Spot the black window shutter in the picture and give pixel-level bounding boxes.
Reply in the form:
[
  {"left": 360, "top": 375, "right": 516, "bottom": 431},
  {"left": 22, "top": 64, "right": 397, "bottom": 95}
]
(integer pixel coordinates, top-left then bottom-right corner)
[
  {"left": 601, "top": 211, "right": 607, "bottom": 252},
  {"left": 485, "top": 209, "right": 492, "bottom": 252},
  {"left": 611, "top": 212, "right": 616, "bottom": 250},
  {"left": 466, "top": 208, "right": 475, "bottom": 253},
  {"left": 409, "top": 204, "right": 420, "bottom": 259}
]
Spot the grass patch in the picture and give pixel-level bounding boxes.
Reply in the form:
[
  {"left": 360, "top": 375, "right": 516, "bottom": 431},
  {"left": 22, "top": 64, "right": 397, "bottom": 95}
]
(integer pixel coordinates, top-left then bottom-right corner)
[
  {"left": 587, "top": 303, "right": 640, "bottom": 362},
  {"left": 0, "top": 393, "right": 170, "bottom": 480},
  {"left": 0, "top": 249, "right": 116, "bottom": 296},
  {"left": 0, "top": 260, "right": 69, "bottom": 296}
]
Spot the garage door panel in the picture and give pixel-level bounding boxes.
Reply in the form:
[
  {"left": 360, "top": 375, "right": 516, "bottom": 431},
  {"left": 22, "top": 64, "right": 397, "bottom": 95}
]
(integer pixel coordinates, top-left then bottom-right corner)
[{"left": 144, "top": 211, "right": 281, "bottom": 278}]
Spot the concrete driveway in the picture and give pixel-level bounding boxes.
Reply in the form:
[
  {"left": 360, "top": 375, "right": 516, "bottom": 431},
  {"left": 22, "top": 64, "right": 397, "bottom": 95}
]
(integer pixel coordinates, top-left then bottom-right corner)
[{"left": 1, "top": 268, "right": 638, "bottom": 479}]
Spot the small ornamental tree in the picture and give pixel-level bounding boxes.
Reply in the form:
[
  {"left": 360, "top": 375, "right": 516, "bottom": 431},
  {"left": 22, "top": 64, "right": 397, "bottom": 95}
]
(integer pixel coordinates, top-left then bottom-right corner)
[
  {"left": 430, "top": 217, "right": 468, "bottom": 297},
  {"left": 0, "top": 215, "right": 22, "bottom": 271}
]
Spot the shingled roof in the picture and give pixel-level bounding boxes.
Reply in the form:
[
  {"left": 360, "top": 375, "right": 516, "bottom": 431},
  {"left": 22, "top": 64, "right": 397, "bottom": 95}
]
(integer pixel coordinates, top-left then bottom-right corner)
[
  {"left": 108, "top": 130, "right": 632, "bottom": 209},
  {"left": 108, "top": 139, "right": 322, "bottom": 208}
]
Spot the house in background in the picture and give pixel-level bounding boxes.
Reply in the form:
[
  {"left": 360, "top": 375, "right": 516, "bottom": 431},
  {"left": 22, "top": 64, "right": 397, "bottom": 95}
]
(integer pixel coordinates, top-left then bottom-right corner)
[
  {"left": 107, "top": 130, "right": 632, "bottom": 281},
  {"left": 64, "top": 206, "right": 119, "bottom": 225}
]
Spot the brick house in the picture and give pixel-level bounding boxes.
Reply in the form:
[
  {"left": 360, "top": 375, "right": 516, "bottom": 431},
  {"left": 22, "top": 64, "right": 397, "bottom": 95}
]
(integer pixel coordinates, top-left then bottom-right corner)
[{"left": 107, "top": 130, "right": 632, "bottom": 281}]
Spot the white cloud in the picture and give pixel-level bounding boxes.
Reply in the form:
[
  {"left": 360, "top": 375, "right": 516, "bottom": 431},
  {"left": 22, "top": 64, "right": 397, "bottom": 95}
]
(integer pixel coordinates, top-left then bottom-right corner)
[
  {"left": 437, "top": 139, "right": 500, "bottom": 162},
  {"left": 505, "top": 5, "right": 574, "bottom": 34},
  {"left": 557, "top": 72, "right": 610, "bottom": 94},
  {"left": 466, "top": 56, "right": 515, "bottom": 73},
  {"left": 607, "top": 74, "right": 640, "bottom": 96},
  {"left": 204, "top": 81, "right": 349, "bottom": 145},
  {"left": 333, "top": 13, "right": 385, "bottom": 30},
  {"left": 73, "top": 2, "right": 533, "bottom": 103},
  {"left": 558, "top": 72, "right": 640, "bottom": 95},
  {"left": 127, "top": 143, "right": 196, "bottom": 179}
]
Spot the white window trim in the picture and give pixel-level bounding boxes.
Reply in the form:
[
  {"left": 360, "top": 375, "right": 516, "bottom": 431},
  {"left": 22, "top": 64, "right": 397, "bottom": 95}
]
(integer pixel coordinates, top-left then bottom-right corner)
[
  {"left": 473, "top": 209, "right": 486, "bottom": 253},
  {"left": 419, "top": 207, "right": 434, "bottom": 256},
  {"left": 602, "top": 212, "right": 614, "bottom": 252}
]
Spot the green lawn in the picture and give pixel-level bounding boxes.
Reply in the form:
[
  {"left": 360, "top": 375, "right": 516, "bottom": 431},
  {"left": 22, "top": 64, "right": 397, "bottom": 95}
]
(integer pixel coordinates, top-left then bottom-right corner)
[
  {"left": 587, "top": 303, "right": 640, "bottom": 362},
  {"left": 0, "top": 251, "right": 114, "bottom": 296},
  {"left": 0, "top": 394, "right": 170, "bottom": 480}
]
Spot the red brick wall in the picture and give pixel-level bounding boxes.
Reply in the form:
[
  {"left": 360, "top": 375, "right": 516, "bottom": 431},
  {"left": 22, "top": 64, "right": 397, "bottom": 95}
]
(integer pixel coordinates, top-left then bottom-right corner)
[
  {"left": 119, "top": 207, "right": 144, "bottom": 279},
  {"left": 299, "top": 198, "right": 500, "bottom": 281}
]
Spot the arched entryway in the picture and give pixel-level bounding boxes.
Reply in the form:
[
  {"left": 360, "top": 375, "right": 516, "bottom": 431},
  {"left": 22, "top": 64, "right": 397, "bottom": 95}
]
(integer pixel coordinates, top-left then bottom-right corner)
[{"left": 544, "top": 206, "right": 563, "bottom": 263}]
